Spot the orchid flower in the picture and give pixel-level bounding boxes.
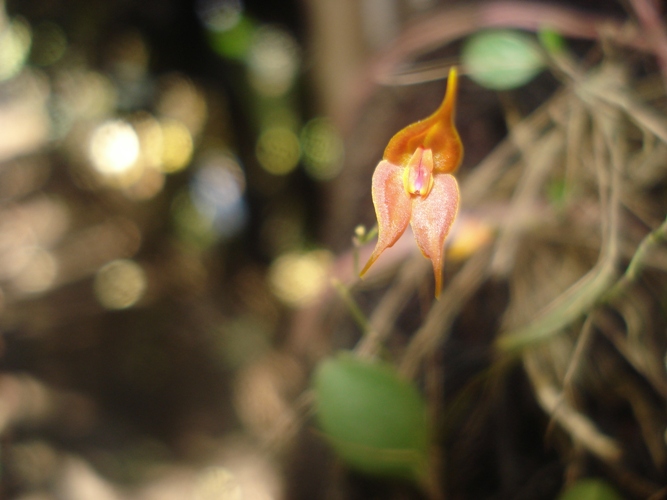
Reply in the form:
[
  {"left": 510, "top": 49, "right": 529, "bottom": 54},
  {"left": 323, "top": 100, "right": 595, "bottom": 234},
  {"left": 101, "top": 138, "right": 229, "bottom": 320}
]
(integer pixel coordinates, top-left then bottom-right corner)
[{"left": 360, "top": 67, "right": 463, "bottom": 298}]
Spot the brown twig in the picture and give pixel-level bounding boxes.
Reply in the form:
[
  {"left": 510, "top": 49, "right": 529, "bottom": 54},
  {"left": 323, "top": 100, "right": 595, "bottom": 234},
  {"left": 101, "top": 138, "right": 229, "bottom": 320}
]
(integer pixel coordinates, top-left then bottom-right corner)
[{"left": 341, "top": 1, "right": 648, "bottom": 130}]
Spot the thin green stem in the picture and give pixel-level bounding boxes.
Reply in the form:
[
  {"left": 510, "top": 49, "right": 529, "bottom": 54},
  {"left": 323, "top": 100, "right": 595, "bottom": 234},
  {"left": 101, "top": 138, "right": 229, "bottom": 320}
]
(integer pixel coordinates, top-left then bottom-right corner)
[
  {"left": 604, "top": 215, "right": 667, "bottom": 301},
  {"left": 331, "top": 278, "right": 374, "bottom": 338}
]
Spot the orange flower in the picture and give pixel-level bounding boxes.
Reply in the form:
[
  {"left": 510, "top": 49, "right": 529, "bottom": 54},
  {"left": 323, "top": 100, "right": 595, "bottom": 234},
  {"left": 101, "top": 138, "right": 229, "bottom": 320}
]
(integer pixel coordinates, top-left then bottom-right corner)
[{"left": 360, "top": 67, "right": 463, "bottom": 298}]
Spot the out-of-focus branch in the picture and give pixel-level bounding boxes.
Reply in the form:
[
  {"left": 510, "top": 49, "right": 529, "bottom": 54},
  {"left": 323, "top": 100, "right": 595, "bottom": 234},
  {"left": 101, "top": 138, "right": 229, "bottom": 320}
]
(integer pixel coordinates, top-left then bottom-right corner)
[
  {"left": 343, "top": 1, "right": 647, "bottom": 130},
  {"left": 523, "top": 350, "right": 623, "bottom": 463}
]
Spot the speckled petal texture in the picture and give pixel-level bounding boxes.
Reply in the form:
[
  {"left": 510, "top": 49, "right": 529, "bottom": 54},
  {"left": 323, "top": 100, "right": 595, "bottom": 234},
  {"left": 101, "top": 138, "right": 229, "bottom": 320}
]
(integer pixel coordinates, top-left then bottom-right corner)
[
  {"left": 410, "top": 173, "right": 459, "bottom": 297},
  {"left": 361, "top": 160, "right": 412, "bottom": 276}
]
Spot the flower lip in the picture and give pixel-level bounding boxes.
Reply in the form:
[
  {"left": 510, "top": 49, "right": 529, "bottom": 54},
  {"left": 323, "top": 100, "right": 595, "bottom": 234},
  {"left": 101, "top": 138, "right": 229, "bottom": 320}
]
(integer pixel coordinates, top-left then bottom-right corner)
[{"left": 403, "top": 147, "right": 434, "bottom": 197}]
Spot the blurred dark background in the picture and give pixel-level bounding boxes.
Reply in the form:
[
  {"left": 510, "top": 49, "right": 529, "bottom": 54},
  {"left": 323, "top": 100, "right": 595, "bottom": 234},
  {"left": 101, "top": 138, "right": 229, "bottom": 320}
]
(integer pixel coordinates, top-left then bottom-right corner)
[{"left": 1, "top": 0, "right": 666, "bottom": 499}]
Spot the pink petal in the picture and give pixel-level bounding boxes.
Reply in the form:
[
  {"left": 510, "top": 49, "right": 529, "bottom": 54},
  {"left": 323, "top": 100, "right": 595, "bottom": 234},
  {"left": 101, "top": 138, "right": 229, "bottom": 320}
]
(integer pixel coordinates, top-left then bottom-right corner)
[
  {"left": 410, "top": 173, "right": 460, "bottom": 298},
  {"left": 360, "top": 160, "right": 412, "bottom": 277}
]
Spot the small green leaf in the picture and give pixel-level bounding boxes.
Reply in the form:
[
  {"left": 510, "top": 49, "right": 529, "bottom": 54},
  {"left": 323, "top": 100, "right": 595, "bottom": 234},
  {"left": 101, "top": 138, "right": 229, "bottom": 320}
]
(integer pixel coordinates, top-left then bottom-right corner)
[
  {"left": 558, "top": 479, "right": 623, "bottom": 500},
  {"left": 312, "top": 353, "right": 429, "bottom": 480},
  {"left": 462, "top": 29, "right": 546, "bottom": 90},
  {"left": 538, "top": 27, "right": 567, "bottom": 55},
  {"left": 207, "top": 16, "right": 256, "bottom": 61}
]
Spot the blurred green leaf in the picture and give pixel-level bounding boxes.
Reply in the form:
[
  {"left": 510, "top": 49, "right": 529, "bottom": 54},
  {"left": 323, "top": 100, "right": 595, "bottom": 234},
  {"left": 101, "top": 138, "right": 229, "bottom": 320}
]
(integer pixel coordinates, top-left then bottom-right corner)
[
  {"left": 462, "top": 29, "right": 546, "bottom": 90},
  {"left": 496, "top": 258, "right": 616, "bottom": 352},
  {"left": 558, "top": 479, "right": 623, "bottom": 500},
  {"left": 538, "top": 27, "right": 567, "bottom": 55},
  {"left": 312, "top": 353, "right": 429, "bottom": 481},
  {"left": 207, "top": 15, "right": 256, "bottom": 61}
]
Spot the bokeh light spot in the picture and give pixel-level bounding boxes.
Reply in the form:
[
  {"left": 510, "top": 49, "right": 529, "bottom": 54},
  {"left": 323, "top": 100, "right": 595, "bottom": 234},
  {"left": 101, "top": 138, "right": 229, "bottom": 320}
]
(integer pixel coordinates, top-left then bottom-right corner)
[
  {"left": 447, "top": 218, "right": 494, "bottom": 261},
  {"left": 132, "top": 112, "right": 163, "bottom": 170},
  {"left": 123, "top": 166, "right": 165, "bottom": 200},
  {"left": 195, "top": 467, "right": 242, "bottom": 500},
  {"left": 0, "top": 17, "right": 32, "bottom": 82},
  {"left": 57, "top": 71, "right": 117, "bottom": 121},
  {"left": 0, "top": 196, "right": 69, "bottom": 285},
  {"left": 269, "top": 250, "right": 331, "bottom": 307},
  {"left": 256, "top": 128, "right": 300, "bottom": 175},
  {"left": 190, "top": 154, "right": 247, "bottom": 238},
  {"left": 94, "top": 259, "right": 147, "bottom": 310},
  {"left": 207, "top": 15, "right": 255, "bottom": 61},
  {"left": 0, "top": 156, "right": 51, "bottom": 201},
  {"left": 0, "top": 244, "right": 33, "bottom": 281},
  {"left": 160, "top": 119, "right": 193, "bottom": 173},
  {"left": 197, "top": 0, "right": 244, "bottom": 32},
  {"left": 89, "top": 120, "right": 140, "bottom": 176},
  {"left": 156, "top": 74, "right": 208, "bottom": 138},
  {"left": 30, "top": 21, "right": 67, "bottom": 67},
  {"left": 300, "top": 118, "right": 344, "bottom": 181},
  {"left": 247, "top": 26, "right": 299, "bottom": 97},
  {"left": 12, "top": 247, "right": 57, "bottom": 294}
]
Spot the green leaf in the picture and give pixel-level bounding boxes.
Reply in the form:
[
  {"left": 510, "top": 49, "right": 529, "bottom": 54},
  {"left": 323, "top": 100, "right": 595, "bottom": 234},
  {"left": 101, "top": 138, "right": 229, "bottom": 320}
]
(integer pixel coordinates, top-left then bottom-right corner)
[
  {"left": 312, "top": 353, "right": 429, "bottom": 481},
  {"left": 496, "top": 258, "right": 616, "bottom": 352},
  {"left": 207, "top": 16, "right": 256, "bottom": 61},
  {"left": 462, "top": 29, "right": 546, "bottom": 90},
  {"left": 558, "top": 479, "right": 623, "bottom": 500},
  {"left": 538, "top": 28, "right": 567, "bottom": 55}
]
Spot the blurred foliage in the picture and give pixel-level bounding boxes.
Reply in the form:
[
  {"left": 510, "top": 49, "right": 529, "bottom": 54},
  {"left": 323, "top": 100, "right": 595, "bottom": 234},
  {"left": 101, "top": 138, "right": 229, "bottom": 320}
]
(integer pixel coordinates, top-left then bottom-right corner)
[
  {"left": 313, "top": 353, "right": 429, "bottom": 482},
  {"left": 461, "top": 29, "right": 546, "bottom": 90},
  {"left": 558, "top": 478, "right": 624, "bottom": 500}
]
